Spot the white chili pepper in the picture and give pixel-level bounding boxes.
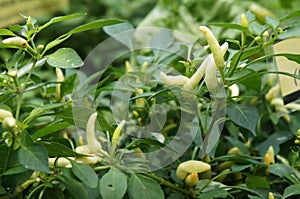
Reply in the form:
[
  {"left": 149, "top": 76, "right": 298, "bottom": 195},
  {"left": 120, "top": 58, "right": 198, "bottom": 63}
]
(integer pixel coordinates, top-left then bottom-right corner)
[
  {"left": 2, "top": 116, "right": 16, "bottom": 130},
  {"left": 160, "top": 72, "right": 190, "bottom": 86},
  {"left": 199, "top": 26, "right": 225, "bottom": 70},
  {"left": 86, "top": 112, "right": 102, "bottom": 153},
  {"left": 0, "top": 109, "right": 13, "bottom": 120},
  {"left": 176, "top": 160, "right": 211, "bottom": 180},
  {"left": 112, "top": 120, "right": 126, "bottom": 149},
  {"left": 55, "top": 68, "right": 64, "bottom": 102},
  {"left": 229, "top": 84, "right": 239, "bottom": 99},
  {"left": 2, "top": 37, "right": 28, "bottom": 48}
]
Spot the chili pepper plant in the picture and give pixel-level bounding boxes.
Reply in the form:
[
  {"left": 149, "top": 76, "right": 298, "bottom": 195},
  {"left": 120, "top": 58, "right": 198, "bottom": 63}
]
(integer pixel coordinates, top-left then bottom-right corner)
[{"left": 0, "top": 9, "right": 300, "bottom": 199}]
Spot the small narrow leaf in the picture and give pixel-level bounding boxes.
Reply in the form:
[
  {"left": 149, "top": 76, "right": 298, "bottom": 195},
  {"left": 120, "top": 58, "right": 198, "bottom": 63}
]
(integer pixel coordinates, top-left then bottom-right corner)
[
  {"left": 18, "top": 144, "right": 49, "bottom": 173},
  {"left": 71, "top": 161, "right": 98, "bottom": 188},
  {"left": 47, "top": 48, "right": 83, "bottom": 68},
  {"left": 266, "top": 16, "right": 280, "bottom": 29},
  {"left": 38, "top": 14, "right": 86, "bottom": 32},
  {"left": 99, "top": 168, "right": 128, "bottom": 199},
  {"left": 62, "top": 19, "right": 124, "bottom": 37},
  {"left": 227, "top": 104, "right": 259, "bottom": 135}
]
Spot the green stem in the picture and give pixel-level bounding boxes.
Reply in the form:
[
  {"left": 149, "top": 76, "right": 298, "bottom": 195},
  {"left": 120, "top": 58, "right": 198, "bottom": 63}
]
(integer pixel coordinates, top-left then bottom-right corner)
[
  {"left": 244, "top": 53, "right": 295, "bottom": 68},
  {"left": 141, "top": 172, "right": 193, "bottom": 198},
  {"left": 15, "top": 60, "right": 37, "bottom": 120}
]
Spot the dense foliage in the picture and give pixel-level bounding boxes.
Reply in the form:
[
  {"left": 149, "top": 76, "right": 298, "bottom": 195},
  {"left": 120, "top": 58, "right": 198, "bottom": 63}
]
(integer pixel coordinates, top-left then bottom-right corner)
[{"left": 0, "top": 1, "right": 300, "bottom": 198}]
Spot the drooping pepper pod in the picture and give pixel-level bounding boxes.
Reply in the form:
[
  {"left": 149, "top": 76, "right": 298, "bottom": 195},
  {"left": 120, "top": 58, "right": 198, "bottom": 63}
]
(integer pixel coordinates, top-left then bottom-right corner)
[
  {"left": 0, "top": 109, "right": 13, "bottom": 120},
  {"left": 2, "top": 117, "right": 16, "bottom": 130},
  {"left": 55, "top": 68, "right": 64, "bottom": 102},
  {"left": 86, "top": 112, "right": 102, "bottom": 153},
  {"left": 176, "top": 160, "right": 211, "bottom": 180},
  {"left": 265, "top": 85, "right": 280, "bottom": 101},
  {"left": 160, "top": 72, "right": 190, "bottom": 86},
  {"left": 199, "top": 26, "right": 225, "bottom": 70},
  {"left": 2, "top": 37, "right": 28, "bottom": 48},
  {"left": 183, "top": 42, "right": 228, "bottom": 90}
]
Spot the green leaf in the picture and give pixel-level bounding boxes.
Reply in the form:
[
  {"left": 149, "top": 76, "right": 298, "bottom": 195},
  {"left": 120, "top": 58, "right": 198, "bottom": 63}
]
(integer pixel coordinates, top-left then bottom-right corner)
[
  {"left": 198, "top": 189, "right": 229, "bottom": 199},
  {"left": 227, "top": 104, "right": 259, "bottom": 136},
  {"left": 39, "top": 141, "right": 81, "bottom": 157},
  {"left": 0, "top": 29, "right": 16, "bottom": 36},
  {"left": 57, "top": 171, "right": 89, "bottom": 199},
  {"left": 99, "top": 168, "right": 128, "bottom": 199},
  {"left": 2, "top": 164, "right": 28, "bottom": 175},
  {"left": 71, "top": 161, "right": 98, "bottom": 188},
  {"left": 281, "top": 53, "right": 300, "bottom": 64},
  {"left": 32, "top": 121, "right": 71, "bottom": 140},
  {"left": 245, "top": 175, "right": 270, "bottom": 189},
  {"left": 278, "top": 24, "right": 300, "bottom": 40},
  {"left": 46, "top": 48, "right": 83, "bottom": 69},
  {"left": 0, "top": 185, "right": 6, "bottom": 195},
  {"left": 43, "top": 34, "right": 71, "bottom": 53},
  {"left": 18, "top": 144, "right": 49, "bottom": 173},
  {"left": 61, "top": 19, "right": 124, "bottom": 38},
  {"left": 128, "top": 174, "right": 164, "bottom": 199},
  {"left": 209, "top": 23, "right": 250, "bottom": 34},
  {"left": 239, "top": 69, "right": 261, "bottom": 92},
  {"left": 282, "top": 184, "right": 300, "bottom": 199},
  {"left": 280, "top": 10, "right": 300, "bottom": 22},
  {"left": 38, "top": 13, "right": 86, "bottom": 32},
  {"left": 266, "top": 16, "right": 280, "bottom": 30},
  {"left": 103, "top": 22, "right": 134, "bottom": 49},
  {"left": 269, "top": 163, "right": 293, "bottom": 178}
]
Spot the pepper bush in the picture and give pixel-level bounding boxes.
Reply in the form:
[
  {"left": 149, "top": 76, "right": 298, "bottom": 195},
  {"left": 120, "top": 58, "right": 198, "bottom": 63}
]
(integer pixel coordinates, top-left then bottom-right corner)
[{"left": 0, "top": 6, "right": 300, "bottom": 199}]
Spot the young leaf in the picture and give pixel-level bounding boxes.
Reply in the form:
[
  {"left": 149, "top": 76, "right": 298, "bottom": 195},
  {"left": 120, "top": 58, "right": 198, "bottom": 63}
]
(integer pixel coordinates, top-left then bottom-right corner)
[
  {"left": 209, "top": 23, "right": 250, "bottom": 34},
  {"left": 38, "top": 13, "right": 86, "bottom": 32},
  {"left": 266, "top": 16, "right": 280, "bottom": 30},
  {"left": 128, "top": 174, "right": 164, "bottom": 199},
  {"left": 61, "top": 19, "right": 124, "bottom": 38},
  {"left": 71, "top": 161, "right": 98, "bottom": 188},
  {"left": 103, "top": 22, "right": 134, "bottom": 49},
  {"left": 99, "top": 168, "right": 128, "bottom": 199},
  {"left": 227, "top": 104, "right": 259, "bottom": 136},
  {"left": 0, "top": 29, "right": 16, "bottom": 36},
  {"left": 32, "top": 121, "right": 71, "bottom": 140},
  {"left": 46, "top": 48, "right": 83, "bottom": 68},
  {"left": 282, "top": 184, "right": 300, "bottom": 199},
  {"left": 18, "top": 144, "right": 49, "bottom": 173}
]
